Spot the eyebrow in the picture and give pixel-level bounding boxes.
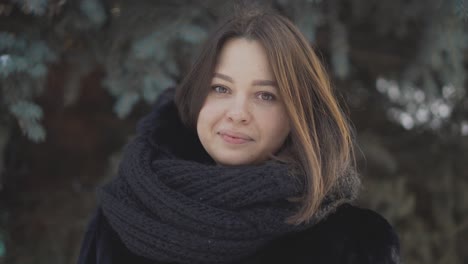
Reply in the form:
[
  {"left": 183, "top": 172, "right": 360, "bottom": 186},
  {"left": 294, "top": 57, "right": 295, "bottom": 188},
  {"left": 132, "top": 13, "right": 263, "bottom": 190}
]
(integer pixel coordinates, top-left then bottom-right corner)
[{"left": 213, "top": 72, "right": 277, "bottom": 87}]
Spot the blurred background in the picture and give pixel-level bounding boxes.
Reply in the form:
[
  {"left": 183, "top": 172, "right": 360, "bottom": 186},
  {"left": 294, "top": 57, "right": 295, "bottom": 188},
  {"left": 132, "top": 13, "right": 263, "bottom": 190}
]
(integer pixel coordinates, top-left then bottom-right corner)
[{"left": 0, "top": 0, "right": 467, "bottom": 263}]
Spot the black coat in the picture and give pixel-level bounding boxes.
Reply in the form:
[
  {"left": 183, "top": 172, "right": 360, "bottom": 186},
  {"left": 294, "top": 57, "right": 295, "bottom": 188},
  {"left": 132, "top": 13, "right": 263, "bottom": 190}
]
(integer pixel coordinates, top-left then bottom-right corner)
[{"left": 77, "top": 203, "right": 401, "bottom": 264}]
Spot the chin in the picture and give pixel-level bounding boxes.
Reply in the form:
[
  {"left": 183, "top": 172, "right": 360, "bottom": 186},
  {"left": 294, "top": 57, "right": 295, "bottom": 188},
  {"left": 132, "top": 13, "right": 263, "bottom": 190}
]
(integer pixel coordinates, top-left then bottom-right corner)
[
  {"left": 215, "top": 158, "right": 251, "bottom": 166},
  {"left": 212, "top": 153, "right": 264, "bottom": 166}
]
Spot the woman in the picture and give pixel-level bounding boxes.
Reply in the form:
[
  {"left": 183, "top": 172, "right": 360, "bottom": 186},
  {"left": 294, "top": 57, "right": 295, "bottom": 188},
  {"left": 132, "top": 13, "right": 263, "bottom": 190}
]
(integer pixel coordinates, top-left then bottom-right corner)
[{"left": 78, "top": 7, "right": 401, "bottom": 264}]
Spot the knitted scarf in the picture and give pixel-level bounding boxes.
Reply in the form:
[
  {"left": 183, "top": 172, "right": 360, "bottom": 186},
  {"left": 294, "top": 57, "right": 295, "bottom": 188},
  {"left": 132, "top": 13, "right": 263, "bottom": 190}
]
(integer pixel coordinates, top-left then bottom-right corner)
[{"left": 98, "top": 88, "right": 361, "bottom": 264}]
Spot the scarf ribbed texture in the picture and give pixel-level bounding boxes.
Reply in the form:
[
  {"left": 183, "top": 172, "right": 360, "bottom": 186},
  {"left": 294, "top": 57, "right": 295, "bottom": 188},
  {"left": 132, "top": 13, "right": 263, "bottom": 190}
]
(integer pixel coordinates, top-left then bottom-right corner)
[{"left": 98, "top": 88, "right": 361, "bottom": 264}]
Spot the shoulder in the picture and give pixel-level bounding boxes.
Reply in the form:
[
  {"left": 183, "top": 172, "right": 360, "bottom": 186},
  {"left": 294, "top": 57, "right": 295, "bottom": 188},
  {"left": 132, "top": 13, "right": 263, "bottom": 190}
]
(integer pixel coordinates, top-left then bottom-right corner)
[
  {"left": 257, "top": 204, "right": 401, "bottom": 264},
  {"left": 322, "top": 204, "right": 401, "bottom": 263},
  {"left": 77, "top": 208, "right": 156, "bottom": 264},
  {"left": 321, "top": 204, "right": 400, "bottom": 248}
]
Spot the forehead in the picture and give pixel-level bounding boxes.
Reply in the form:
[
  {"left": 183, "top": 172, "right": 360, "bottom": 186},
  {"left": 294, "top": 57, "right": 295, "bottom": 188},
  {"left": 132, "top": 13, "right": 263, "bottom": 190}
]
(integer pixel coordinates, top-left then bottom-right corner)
[{"left": 214, "top": 38, "right": 274, "bottom": 79}]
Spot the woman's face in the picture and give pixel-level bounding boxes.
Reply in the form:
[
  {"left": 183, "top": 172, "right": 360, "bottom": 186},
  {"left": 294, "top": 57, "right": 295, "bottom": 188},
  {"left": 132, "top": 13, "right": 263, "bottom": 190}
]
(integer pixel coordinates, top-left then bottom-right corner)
[{"left": 197, "top": 38, "right": 291, "bottom": 166}]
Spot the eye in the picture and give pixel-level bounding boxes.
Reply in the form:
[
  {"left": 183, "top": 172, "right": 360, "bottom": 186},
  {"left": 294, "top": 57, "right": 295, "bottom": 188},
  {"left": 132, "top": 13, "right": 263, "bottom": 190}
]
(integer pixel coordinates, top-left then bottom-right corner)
[
  {"left": 212, "top": 85, "right": 229, "bottom": 94},
  {"left": 257, "top": 92, "right": 276, "bottom": 101}
]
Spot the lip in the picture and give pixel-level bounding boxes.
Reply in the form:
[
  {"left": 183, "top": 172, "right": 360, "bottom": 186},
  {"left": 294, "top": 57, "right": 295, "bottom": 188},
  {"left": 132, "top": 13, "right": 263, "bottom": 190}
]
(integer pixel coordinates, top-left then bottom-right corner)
[{"left": 218, "top": 130, "right": 253, "bottom": 144}]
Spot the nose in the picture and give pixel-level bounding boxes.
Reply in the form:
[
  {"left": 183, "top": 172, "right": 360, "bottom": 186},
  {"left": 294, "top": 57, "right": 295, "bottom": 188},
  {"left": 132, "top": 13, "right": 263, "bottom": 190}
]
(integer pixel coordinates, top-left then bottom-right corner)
[{"left": 226, "top": 96, "right": 251, "bottom": 124}]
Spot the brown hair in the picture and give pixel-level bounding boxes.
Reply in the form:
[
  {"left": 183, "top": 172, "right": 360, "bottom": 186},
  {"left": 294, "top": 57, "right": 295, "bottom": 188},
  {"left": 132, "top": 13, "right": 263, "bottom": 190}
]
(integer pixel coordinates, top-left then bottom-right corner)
[{"left": 175, "top": 7, "right": 355, "bottom": 225}]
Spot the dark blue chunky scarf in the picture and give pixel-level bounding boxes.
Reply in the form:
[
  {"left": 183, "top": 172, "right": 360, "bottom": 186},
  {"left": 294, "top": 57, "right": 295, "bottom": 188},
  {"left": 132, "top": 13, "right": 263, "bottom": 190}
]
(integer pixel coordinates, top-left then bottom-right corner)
[{"left": 97, "top": 88, "right": 360, "bottom": 264}]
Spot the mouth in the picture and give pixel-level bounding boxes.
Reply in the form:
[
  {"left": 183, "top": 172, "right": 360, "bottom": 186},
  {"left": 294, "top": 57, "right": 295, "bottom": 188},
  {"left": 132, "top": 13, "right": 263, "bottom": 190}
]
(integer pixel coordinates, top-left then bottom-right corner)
[{"left": 218, "top": 130, "right": 253, "bottom": 144}]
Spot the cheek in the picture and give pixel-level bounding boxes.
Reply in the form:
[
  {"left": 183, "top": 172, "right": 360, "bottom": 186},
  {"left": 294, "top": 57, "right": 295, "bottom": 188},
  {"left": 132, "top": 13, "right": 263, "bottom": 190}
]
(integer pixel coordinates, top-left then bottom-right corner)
[
  {"left": 197, "top": 107, "right": 209, "bottom": 137},
  {"left": 197, "top": 100, "right": 220, "bottom": 136},
  {"left": 258, "top": 108, "right": 290, "bottom": 143},
  {"left": 272, "top": 116, "right": 290, "bottom": 140}
]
